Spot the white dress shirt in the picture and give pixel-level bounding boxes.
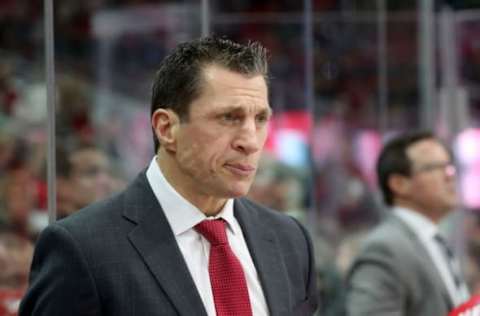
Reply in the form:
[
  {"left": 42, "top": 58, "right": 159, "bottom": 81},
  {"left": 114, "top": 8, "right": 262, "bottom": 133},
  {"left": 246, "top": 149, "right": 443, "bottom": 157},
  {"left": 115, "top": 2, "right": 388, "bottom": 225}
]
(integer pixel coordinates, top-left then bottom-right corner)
[
  {"left": 393, "top": 207, "right": 470, "bottom": 306},
  {"left": 146, "top": 157, "right": 269, "bottom": 316}
]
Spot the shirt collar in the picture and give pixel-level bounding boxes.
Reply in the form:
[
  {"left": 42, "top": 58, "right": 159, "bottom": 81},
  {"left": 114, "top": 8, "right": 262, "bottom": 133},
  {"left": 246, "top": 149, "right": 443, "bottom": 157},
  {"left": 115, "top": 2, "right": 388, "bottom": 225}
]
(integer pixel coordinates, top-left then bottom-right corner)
[
  {"left": 145, "top": 157, "right": 237, "bottom": 236},
  {"left": 393, "top": 206, "right": 439, "bottom": 239}
]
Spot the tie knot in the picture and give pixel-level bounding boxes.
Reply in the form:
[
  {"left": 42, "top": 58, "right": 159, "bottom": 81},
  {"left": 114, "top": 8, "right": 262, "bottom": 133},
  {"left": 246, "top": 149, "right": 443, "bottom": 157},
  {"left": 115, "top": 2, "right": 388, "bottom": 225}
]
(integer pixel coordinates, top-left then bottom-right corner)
[{"left": 195, "top": 219, "right": 228, "bottom": 246}]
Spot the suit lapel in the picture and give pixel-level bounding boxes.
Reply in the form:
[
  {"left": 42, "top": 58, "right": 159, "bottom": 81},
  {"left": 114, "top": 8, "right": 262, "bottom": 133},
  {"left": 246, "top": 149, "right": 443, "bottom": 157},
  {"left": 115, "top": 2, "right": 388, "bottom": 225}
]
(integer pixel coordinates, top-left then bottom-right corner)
[
  {"left": 392, "top": 215, "right": 454, "bottom": 309},
  {"left": 234, "top": 199, "right": 291, "bottom": 316},
  {"left": 123, "top": 173, "right": 207, "bottom": 316}
]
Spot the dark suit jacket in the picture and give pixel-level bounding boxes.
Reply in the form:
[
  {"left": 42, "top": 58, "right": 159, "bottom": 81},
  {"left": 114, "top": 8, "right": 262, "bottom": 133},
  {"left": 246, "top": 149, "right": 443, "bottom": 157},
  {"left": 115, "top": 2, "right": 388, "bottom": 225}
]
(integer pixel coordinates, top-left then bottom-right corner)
[
  {"left": 345, "top": 214, "right": 453, "bottom": 316},
  {"left": 19, "top": 172, "right": 318, "bottom": 316}
]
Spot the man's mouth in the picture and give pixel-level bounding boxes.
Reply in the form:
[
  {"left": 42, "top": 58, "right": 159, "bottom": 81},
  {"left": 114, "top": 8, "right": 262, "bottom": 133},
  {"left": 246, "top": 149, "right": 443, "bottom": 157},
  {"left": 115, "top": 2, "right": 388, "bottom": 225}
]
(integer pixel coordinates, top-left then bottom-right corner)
[{"left": 224, "top": 163, "right": 256, "bottom": 176}]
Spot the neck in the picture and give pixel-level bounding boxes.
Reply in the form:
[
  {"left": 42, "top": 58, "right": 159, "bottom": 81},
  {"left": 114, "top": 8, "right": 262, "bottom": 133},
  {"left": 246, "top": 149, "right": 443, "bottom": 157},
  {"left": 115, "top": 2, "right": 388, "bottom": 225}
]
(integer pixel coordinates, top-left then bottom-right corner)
[
  {"left": 394, "top": 200, "right": 446, "bottom": 224},
  {"left": 156, "top": 153, "right": 227, "bottom": 216}
]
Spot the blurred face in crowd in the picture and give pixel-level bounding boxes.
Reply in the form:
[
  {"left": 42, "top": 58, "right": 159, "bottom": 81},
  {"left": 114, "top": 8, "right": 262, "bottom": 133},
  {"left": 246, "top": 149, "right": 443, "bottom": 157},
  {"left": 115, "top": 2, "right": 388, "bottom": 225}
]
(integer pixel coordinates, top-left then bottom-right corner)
[
  {"left": 3, "top": 167, "right": 36, "bottom": 228},
  {"left": 0, "top": 232, "right": 33, "bottom": 289},
  {"left": 153, "top": 65, "right": 271, "bottom": 213},
  {"left": 0, "top": 135, "right": 14, "bottom": 170},
  {"left": 56, "top": 176, "right": 76, "bottom": 218},
  {"left": 69, "top": 148, "right": 113, "bottom": 209},
  {"left": 395, "top": 139, "right": 457, "bottom": 222}
]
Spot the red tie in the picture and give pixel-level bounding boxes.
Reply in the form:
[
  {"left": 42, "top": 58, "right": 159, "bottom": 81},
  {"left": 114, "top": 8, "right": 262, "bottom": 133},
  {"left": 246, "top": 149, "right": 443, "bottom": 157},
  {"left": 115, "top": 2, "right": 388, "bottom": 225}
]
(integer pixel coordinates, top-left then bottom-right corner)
[{"left": 195, "top": 219, "right": 253, "bottom": 316}]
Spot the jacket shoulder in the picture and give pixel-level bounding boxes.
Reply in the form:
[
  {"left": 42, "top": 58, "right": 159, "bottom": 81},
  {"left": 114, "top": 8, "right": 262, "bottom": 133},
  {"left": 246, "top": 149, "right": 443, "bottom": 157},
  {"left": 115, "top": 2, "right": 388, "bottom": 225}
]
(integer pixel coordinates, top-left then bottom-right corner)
[{"left": 236, "top": 197, "right": 301, "bottom": 227}]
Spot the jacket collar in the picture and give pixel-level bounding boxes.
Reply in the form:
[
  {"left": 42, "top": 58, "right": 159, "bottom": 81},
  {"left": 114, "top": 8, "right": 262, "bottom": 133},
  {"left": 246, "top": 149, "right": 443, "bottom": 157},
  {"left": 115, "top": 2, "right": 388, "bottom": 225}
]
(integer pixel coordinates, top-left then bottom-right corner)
[
  {"left": 122, "top": 172, "right": 292, "bottom": 316},
  {"left": 123, "top": 172, "right": 208, "bottom": 316}
]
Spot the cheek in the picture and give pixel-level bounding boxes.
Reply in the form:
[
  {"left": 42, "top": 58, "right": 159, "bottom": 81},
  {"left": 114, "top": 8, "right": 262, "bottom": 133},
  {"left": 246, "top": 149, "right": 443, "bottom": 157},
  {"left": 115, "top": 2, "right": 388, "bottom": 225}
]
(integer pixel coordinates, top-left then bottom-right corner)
[
  {"left": 414, "top": 180, "right": 433, "bottom": 193},
  {"left": 178, "top": 145, "right": 201, "bottom": 170},
  {"left": 178, "top": 140, "right": 218, "bottom": 172},
  {"left": 417, "top": 179, "right": 444, "bottom": 199},
  {"left": 79, "top": 178, "right": 94, "bottom": 190},
  {"left": 201, "top": 136, "right": 230, "bottom": 161},
  {"left": 74, "top": 178, "right": 95, "bottom": 197},
  {"left": 259, "top": 128, "right": 269, "bottom": 144},
  {"left": 408, "top": 179, "right": 430, "bottom": 198},
  {"left": 179, "top": 127, "right": 233, "bottom": 169}
]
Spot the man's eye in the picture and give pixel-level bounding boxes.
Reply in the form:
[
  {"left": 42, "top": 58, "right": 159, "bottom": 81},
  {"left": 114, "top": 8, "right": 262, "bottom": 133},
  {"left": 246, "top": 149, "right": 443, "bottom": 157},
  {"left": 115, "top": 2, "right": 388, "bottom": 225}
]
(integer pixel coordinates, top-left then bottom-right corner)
[
  {"left": 256, "top": 114, "right": 268, "bottom": 123},
  {"left": 222, "top": 113, "right": 240, "bottom": 122}
]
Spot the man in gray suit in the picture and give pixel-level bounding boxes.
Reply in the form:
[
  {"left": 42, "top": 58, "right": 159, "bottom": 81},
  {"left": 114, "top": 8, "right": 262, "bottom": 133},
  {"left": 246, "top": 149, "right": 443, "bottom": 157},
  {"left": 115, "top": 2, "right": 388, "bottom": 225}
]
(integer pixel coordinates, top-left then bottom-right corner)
[
  {"left": 19, "top": 37, "right": 318, "bottom": 316},
  {"left": 346, "top": 131, "right": 470, "bottom": 316}
]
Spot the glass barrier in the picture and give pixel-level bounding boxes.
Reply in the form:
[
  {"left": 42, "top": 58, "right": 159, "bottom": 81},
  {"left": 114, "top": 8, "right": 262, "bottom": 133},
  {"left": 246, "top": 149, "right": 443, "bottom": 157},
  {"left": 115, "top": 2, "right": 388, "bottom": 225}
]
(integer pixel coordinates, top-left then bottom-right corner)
[
  {"left": 3, "top": 1, "right": 480, "bottom": 314},
  {"left": 0, "top": 0, "right": 46, "bottom": 312},
  {"left": 53, "top": 1, "right": 203, "bottom": 221},
  {"left": 453, "top": 10, "right": 480, "bottom": 296}
]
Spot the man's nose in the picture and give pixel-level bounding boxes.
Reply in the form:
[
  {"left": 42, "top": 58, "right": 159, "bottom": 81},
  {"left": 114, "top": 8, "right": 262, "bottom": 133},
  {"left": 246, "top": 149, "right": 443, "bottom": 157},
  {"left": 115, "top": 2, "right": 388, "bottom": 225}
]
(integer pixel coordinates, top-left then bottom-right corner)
[{"left": 232, "top": 120, "right": 261, "bottom": 155}]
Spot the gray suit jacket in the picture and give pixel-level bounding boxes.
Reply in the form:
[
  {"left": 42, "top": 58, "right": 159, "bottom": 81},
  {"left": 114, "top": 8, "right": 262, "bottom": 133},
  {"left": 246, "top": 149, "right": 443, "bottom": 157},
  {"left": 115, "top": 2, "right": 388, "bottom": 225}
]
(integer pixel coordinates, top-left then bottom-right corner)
[
  {"left": 345, "top": 214, "right": 453, "bottom": 316},
  {"left": 19, "top": 172, "right": 318, "bottom": 316}
]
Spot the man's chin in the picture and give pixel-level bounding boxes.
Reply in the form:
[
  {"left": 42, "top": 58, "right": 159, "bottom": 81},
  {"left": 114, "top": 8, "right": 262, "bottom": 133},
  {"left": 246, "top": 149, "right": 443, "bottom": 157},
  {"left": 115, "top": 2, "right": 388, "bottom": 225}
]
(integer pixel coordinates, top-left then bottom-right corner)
[
  {"left": 438, "top": 203, "right": 457, "bottom": 216},
  {"left": 224, "top": 183, "right": 252, "bottom": 198}
]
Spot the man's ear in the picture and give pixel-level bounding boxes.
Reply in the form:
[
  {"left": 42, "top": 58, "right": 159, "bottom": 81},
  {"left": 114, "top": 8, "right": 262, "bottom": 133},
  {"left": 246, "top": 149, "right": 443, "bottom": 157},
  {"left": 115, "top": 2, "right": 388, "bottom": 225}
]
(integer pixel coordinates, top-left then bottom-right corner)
[
  {"left": 388, "top": 173, "right": 411, "bottom": 198},
  {"left": 151, "top": 109, "right": 180, "bottom": 152}
]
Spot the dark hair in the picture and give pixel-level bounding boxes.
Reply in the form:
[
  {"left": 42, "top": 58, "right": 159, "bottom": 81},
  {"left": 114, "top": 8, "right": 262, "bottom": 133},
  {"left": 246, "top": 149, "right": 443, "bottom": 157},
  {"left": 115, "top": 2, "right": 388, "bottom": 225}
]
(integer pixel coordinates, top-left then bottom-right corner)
[
  {"left": 376, "top": 130, "right": 444, "bottom": 206},
  {"left": 150, "top": 36, "right": 269, "bottom": 153}
]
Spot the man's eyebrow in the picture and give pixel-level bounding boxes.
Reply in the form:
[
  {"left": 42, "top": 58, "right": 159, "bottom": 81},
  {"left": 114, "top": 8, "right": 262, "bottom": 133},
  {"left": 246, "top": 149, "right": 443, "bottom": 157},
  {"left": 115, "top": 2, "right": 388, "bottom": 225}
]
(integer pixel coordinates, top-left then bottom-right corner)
[
  {"left": 215, "top": 105, "right": 272, "bottom": 114},
  {"left": 263, "top": 107, "right": 273, "bottom": 116}
]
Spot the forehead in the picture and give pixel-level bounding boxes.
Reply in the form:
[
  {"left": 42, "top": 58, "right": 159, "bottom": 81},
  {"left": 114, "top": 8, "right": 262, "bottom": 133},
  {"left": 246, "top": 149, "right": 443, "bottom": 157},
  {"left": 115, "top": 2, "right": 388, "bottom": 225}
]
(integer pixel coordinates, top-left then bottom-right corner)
[
  {"left": 407, "top": 139, "right": 450, "bottom": 164},
  {"left": 193, "top": 65, "right": 269, "bottom": 111}
]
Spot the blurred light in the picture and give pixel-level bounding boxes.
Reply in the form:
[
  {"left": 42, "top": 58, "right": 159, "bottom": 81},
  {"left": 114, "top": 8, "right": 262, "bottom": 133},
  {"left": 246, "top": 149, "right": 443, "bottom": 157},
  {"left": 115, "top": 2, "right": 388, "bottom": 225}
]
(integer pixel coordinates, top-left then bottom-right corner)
[
  {"left": 353, "top": 130, "right": 382, "bottom": 187},
  {"left": 455, "top": 128, "right": 480, "bottom": 209},
  {"left": 454, "top": 128, "right": 480, "bottom": 165},
  {"left": 461, "top": 162, "right": 480, "bottom": 208},
  {"left": 275, "top": 129, "right": 308, "bottom": 167},
  {"left": 264, "top": 110, "right": 311, "bottom": 168},
  {"left": 312, "top": 115, "right": 342, "bottom": 166}
]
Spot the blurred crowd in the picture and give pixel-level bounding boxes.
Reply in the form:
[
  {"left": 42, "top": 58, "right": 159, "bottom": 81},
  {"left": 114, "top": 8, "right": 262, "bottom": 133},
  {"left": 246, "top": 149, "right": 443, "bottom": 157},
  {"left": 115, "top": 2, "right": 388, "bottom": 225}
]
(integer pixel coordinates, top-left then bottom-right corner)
[{"left": 2, "top": 1, "right": 480, "bottom": 315}]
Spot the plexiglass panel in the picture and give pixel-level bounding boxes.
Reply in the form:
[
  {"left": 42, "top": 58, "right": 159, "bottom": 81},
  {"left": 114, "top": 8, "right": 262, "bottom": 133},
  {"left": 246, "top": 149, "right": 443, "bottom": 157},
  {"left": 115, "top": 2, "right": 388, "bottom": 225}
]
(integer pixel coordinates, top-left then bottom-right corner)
[
  {"left": 4, "top": 1, "right": 480, "bottom": 314},
  {"left": 53, "top": 1, "right": 203, "bottom": 223},
  {"left": 0, "top": 0, "right": 46, "bottom": 310}
]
